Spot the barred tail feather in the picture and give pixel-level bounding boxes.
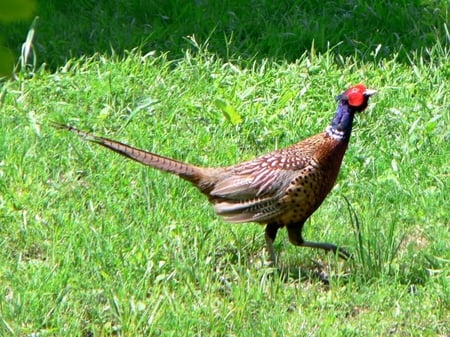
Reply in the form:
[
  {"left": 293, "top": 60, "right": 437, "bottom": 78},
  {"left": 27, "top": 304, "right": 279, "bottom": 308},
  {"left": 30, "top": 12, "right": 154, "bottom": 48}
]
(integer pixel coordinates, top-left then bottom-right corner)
[{"left": 52, "top": 122, "right": 204, "bottom": 183}]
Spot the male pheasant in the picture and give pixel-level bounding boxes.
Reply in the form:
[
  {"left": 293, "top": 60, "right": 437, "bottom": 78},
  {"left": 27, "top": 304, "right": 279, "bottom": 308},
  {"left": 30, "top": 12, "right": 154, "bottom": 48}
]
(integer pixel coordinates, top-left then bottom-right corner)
[{"left": 53, "top": 84, "right": 376, "bottom": 264}]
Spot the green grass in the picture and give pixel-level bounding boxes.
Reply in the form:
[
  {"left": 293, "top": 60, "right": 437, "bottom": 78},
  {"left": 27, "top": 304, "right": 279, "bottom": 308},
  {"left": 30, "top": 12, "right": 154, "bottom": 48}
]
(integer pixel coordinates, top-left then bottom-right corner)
[
  {"left": 1, "top": 1, "right": 449, "bottom": 336},
  {"left": 2, "top": 0, "right": 449, "bottom": 69}
]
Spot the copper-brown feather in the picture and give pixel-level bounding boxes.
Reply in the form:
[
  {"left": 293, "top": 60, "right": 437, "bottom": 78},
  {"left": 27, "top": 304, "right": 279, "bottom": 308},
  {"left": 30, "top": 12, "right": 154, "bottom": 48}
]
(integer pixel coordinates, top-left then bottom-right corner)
[{"left": 53, "top": 84, "right": 376, "bottom": 264}]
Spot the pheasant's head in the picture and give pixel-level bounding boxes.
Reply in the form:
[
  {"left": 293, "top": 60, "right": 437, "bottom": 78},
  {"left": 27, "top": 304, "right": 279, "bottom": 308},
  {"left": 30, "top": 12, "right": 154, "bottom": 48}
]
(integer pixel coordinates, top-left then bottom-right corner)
[
  {"left": 337, "top": 84, "right": 377, "bottom": 112},
  {"left": 328, "top": 84, "right": 377, "bottom": 140}
]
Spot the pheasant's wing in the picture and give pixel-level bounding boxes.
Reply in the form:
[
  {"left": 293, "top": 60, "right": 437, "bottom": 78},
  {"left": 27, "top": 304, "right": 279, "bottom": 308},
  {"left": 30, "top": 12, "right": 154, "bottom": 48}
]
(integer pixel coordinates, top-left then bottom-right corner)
[
  {"left": 211, "top": 148, "right": 312, "bottom": 198},
  {"left": 210, "top": 149, "right": 314, "bottom": 223}
]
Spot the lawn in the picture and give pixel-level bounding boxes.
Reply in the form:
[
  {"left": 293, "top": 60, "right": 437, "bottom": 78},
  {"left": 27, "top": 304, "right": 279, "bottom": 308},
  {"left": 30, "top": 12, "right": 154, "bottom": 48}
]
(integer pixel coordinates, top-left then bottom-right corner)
[{"left": 0, "top": 1, "right": 449, "bottom": 336}]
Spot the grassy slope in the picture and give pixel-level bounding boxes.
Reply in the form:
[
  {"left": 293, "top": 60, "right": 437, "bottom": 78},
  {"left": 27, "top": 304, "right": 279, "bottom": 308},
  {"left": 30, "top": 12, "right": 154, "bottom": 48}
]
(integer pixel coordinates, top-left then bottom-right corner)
[{"left": 1, "top": 1, "right": 449, "bottom": 336}]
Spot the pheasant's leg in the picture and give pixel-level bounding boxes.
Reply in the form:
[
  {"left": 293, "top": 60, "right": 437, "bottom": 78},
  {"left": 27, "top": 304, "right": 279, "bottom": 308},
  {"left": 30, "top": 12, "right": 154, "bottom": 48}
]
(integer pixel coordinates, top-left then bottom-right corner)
[
  {"left": 299, "top": 241, "right": 351, "bottom": 260},
  {"left": 287, "top": 225, "right": 351, "bottom": 260},
  {"left": 264, "top": 224, "right": 280, "bottom": 264}
]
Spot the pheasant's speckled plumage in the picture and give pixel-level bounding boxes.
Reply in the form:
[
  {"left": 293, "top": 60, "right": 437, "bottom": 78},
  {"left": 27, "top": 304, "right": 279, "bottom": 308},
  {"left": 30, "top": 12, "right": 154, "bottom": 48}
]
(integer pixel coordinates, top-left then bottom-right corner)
[{"left": 53, "top": 84, "right": 376, "bottom": 264}]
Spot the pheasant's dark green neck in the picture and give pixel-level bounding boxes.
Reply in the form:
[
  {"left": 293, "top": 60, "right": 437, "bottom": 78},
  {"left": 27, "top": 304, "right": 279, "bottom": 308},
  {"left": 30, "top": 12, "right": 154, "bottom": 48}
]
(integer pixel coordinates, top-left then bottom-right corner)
[{"left": 326, "top": 101, "right": 356, "bottom": 141}]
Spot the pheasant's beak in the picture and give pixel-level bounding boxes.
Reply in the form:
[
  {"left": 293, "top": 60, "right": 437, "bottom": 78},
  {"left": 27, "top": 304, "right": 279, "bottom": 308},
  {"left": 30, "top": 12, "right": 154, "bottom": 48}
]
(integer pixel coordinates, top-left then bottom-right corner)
[{"left": 364, "top": 89, "right": 377, "bottom": 97}]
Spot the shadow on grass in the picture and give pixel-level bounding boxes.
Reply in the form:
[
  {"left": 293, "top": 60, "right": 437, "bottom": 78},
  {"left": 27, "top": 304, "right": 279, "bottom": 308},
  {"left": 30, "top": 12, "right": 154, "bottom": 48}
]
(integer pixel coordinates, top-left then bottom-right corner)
[{"left": 2, "top": 0, "right": 448, "bottom": 70}]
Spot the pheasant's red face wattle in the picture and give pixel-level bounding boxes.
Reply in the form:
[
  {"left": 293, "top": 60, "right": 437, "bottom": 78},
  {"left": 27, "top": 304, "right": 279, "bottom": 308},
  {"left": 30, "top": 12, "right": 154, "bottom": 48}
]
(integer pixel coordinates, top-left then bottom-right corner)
[{"left": 346, "top": 84, "right": 367, "bottom": 107}]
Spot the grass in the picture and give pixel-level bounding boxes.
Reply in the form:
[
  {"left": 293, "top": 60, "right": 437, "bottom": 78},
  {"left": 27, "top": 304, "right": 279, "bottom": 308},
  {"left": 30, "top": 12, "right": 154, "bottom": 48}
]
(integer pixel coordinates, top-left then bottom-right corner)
[
  {"left": 1, "top": 1, "right": 449, "bottom": 336},
  {"left": 2, "top": 0, "right": 449, "bottom": 69}
]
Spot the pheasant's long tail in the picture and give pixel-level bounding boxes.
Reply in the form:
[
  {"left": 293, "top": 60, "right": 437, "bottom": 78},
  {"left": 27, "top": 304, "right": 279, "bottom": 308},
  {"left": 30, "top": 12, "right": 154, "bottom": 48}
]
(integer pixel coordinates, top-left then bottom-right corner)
[{"left": 51, "top": 122, "right": 206, "bottom": 184}]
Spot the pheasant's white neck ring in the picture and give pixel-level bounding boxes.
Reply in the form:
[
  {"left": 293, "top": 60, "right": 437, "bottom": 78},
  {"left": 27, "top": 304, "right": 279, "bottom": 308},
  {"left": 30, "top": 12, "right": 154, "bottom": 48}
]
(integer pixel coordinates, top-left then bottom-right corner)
[{"left": 325, "top": 125, "right": 347, "bottom": 140}]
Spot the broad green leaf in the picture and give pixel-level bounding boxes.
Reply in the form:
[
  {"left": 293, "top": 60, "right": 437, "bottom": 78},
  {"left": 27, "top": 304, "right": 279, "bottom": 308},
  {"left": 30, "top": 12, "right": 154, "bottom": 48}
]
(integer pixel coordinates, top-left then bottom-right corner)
[{"left": 214, "top": 99, "right": 242, "bottom": 125}]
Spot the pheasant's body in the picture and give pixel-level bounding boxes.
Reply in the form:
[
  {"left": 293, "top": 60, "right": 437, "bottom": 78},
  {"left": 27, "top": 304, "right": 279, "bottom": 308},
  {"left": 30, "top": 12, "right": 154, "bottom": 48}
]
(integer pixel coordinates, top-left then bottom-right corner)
[
  {"left": 54, "top": 84, "right": 376, "bottom": 263},
  {"left": 210, "top": 132, "right": 349, "bottom": 226}
]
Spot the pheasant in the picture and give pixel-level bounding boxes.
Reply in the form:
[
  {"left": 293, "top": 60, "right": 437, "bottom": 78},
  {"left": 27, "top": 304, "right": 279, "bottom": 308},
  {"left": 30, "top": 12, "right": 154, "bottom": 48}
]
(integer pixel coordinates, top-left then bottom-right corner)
[{"left": 53, "top": 84, "right": 376, "bottom": 264}]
